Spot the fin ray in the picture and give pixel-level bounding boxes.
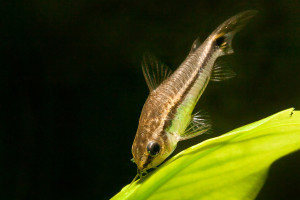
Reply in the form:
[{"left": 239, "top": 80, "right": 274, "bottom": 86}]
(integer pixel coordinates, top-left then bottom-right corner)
[
  {"left": 212, "top": 10, "right": 258, "bottom": 55},
  {"left": 142, "top": 53, "right": 173, "bottom": 91},
  {"left": 179, "top": 111, "right": 211, "bottom": 141},
  {"left": 211, "top": 61, "right": 236, "bottom": 81}
]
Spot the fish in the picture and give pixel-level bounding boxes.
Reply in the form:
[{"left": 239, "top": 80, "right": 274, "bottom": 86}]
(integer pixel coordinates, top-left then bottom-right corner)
[{"left": 131, "top": 10, "right": 257, "bottom": 177}]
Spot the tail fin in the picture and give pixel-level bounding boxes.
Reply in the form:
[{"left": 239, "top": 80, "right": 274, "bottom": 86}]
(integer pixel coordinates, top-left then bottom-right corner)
[{"left": 211, "top": 10, "right": 258, "bottom": 55}]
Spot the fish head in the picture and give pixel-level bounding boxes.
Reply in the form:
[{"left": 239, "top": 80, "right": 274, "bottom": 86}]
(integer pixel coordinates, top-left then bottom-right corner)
[{"left": 131, "top": 122, "right": 178, "bottom": 171}]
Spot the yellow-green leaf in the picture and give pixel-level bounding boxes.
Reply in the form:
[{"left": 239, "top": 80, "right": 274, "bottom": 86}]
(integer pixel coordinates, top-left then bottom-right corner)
[{"left": 112, "top": 108, "right": 300, "bottom": 200}]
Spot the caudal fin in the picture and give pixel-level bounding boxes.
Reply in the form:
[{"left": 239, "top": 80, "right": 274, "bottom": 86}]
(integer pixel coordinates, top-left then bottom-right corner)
[{"left": 211, "top": 10, "right": 258, "bottom": 55}]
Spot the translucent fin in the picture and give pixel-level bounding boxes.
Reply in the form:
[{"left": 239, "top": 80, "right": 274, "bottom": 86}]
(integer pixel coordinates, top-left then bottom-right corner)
[
  {"left": 212, "top": 10, "right": 258, "bottom": 55},
  {"left": 142, "top": 53, "right": 173, "bottom": 92},
  {"left": 210, "top": 61, "right": 236, "bottom": 81},
  {"left": 131, "top": 158, "right": 135, "bottom": 163},
  {"left": 189, "top": 38, "right": 201, "bottom": 54},
  {"left": 179, "top": 111, "right": 211, "bottom": 141}
]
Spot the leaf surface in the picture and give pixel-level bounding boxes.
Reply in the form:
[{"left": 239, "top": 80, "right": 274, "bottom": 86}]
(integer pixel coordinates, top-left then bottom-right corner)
[{"left": 112, "top": 108, "right": 300, "bottom": 200}]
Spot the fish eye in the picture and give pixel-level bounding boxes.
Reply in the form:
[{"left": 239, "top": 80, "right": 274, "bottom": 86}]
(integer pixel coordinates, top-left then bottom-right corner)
[{"left": 147, "top": 141, "right": 161, "bottom": 157}]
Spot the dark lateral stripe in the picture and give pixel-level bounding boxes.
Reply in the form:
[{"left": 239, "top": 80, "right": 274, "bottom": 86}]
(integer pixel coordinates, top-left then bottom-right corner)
[{"left": 162, "top": 43, "right": 216, "bottom": 132}]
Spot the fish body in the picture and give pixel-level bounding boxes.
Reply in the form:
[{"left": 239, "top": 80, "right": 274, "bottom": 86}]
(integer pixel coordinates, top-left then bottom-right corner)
[{"left": 132, "top": 10, "right": 257, "bottom": 173}]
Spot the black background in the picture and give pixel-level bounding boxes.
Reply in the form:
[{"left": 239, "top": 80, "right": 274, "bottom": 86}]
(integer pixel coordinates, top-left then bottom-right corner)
[{"left": 2, "top": 0, "right": 300, "bottom": 199}]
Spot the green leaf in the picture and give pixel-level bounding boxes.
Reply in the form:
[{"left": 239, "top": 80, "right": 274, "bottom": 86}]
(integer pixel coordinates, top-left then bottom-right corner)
[{"left": 112, "top": 108, "right": 300, "bottom": 200}]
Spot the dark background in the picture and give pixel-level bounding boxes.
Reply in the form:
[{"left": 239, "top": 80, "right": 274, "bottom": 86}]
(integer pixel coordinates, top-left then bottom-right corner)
[{"left": 2, "top": 0, "right": 300, "bottom": 199}]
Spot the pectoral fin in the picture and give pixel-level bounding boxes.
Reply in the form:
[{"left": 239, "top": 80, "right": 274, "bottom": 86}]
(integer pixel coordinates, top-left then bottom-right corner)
[{"left": 179, "top": 111, "right": 211, "bottom": 141}]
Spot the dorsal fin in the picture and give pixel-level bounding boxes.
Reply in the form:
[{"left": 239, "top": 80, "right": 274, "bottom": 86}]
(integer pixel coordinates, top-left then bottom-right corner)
[
  {"left": 210, "top": 60, "right": 236, "bottom": 81},
  {"left": 179, "top": 111, "right": 211, "bottom": 141},
  {"left": 142, "top": 53, "right": 173, "bottom": 92},
  {"left": 189, "top": 38, "right": 201, "bottom": 54}
]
